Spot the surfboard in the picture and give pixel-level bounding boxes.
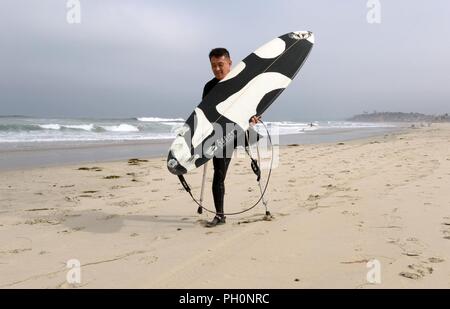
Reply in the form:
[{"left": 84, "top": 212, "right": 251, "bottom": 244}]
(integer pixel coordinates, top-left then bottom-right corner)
[{"left": 167, "top": 30, "right": 314, "bottom": 175}]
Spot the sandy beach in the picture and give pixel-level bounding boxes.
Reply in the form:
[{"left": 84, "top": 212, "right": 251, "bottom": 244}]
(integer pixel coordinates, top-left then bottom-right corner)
[{"left": 1, "top": 123, "right": 449, "bottom": 288}]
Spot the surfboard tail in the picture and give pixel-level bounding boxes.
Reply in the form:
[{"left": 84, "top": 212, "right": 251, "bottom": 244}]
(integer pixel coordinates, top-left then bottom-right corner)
[{"left": 167, "top": 151, "right": 187, "bottom": 175}]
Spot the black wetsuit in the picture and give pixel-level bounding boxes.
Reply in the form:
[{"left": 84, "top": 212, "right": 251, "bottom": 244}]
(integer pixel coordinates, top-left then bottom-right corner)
[{"left": 202, "top": 78, "right": 231, "bottom": 217}]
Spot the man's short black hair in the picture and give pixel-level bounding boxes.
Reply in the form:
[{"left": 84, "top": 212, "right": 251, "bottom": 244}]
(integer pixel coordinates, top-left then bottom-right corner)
[{"left": 209, "top": 48, "right": 230, "bottom": 60}]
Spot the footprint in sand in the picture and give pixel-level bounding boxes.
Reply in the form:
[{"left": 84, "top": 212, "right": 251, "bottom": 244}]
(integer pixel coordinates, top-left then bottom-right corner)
[
  {"left": 139, "top": 255, "right": 158, "bottom": 265},
  {"left": 399, "top": 263, "right": 433, "bottom": 280},
  {"left": 441, "top": 217, "right": 450, "bottom": 239}
]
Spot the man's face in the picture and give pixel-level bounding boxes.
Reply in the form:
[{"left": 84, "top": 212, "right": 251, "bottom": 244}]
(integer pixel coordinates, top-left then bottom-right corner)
[{"left": 210, "top": 55, "right": 232, "bottom": 80}]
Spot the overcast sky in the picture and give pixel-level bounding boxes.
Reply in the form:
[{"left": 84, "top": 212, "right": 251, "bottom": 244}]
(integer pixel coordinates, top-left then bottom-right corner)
[{"left": 1, "top": 0, "right": 449, "bottom": 120}]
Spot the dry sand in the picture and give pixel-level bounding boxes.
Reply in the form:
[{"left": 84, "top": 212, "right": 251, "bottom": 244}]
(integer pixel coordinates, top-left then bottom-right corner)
[{"left": 1, "top": 124, "right": 449, "bottom": 288}]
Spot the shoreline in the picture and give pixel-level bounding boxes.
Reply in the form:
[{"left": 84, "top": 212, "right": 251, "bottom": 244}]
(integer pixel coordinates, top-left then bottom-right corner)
[{"left": 0, "top": 126, "right": 403, "bottom": 172}]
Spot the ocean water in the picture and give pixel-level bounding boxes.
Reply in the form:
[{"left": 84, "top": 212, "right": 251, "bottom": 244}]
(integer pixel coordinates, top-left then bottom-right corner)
[
  {"left": 0, "top": 116, "right": 399, "bottom": 170},
  {"left": 0, "top": 116, "right": 396, "bottom": 146}
]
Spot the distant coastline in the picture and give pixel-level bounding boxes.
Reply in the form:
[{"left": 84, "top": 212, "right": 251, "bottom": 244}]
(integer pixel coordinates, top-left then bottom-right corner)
[{"left": 347, "top": 112, "right": 450, "bottom": 122}]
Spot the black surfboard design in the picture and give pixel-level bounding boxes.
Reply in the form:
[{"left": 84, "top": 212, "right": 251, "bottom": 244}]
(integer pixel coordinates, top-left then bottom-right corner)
[{"left": 168, "top": 31, "right": 314, "bottom": 175}]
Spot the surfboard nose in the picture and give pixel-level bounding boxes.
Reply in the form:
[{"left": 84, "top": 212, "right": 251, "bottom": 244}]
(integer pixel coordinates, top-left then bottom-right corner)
[
  {"left": 306, "top": 31, "right": 314, "bottom": 44},
  {"left": 167, "top": 151, "right": 187, "bottom": 175},
  {"left": 291, "top": 31, "right": 314, "bottom": 44},
  {"left": 307, "top": 31, "right": 315, "bottom": 44}
]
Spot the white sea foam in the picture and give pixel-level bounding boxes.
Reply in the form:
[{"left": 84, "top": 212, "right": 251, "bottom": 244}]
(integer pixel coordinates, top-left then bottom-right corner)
[
  {"left": 137, "top": 117, "right": 184, "bottom": 122},
  {"left": 100, "top": 124, "right": 139, "bottom": 132},
  {"left": 64, "top": 124, "right": 95, "bottom": 131},
  {"left": 39, "top": 124, "right": 61, "bottom": 130},
  {"left": 0, "top": 117, "right": 397, "bottom": 145}
]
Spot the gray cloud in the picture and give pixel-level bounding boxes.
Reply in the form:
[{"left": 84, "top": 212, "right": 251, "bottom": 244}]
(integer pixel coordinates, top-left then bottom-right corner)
[{"left": 1, "top": 0, "right": 449, "bottom": 120}]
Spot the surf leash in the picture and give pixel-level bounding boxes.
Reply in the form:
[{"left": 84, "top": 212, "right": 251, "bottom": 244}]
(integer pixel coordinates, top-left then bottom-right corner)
[{"left": 177, "top": 120, "right": 273, "bottom": 216}]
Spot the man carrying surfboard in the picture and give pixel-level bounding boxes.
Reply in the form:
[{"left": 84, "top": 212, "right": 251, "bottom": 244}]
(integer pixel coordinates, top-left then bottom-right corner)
[{"left": 203, "top": 48, "right": 260, "bottom": 227}]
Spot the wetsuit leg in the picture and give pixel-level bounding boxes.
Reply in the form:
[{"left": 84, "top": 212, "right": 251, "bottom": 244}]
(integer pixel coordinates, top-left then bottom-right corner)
[{"left": 212, "top": 157, "right": 232, "bottom": 217}]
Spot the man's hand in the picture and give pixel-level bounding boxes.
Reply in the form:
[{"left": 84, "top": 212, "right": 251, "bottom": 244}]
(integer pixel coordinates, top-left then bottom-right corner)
[{"left": 249, "top": 115, "right": 261, "bottom": 126}]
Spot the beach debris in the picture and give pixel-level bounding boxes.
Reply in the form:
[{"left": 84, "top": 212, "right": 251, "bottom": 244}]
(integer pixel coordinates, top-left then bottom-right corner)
[
  {"left": 288, "top": 144, "right": 299, "bottom": 147},
  {"left": 25, "top": 208, "right": 53, "bottom": 212},
  {"left": 402, "top": 252, "right": 421, "bottom": 257},
  {"left": 64, "top": 196, "right": 79, "bottom": 202},
  {"left": 104, "top": 175, "right": 120, "bottom": 179},
  {"left": 337, "top": 142, "right": 345, "bottom": 145},
  {"left": 340, "top": 259, "right": 369, "bottom": 264},
  {"left": 386, "top": 238, "right": 399, "bottom": 243},
  {"left": 322, "top": 184, "right": 335, "bottom": 189},
  {"left": 307, "top": 194, "right": 320, "bottom": 201},
  {"left": 130, "top": 233, "right": 139, "bottom": 237},
  {"left": 82, "top": 190, "right": 98, "bottom": 194},
  {"left": 78, "top": 167, "right": 102, "bottom": 171},
  {"left": 128, "top": 158, "right": 148, "bottom": 165},
  {"left": 294, "top": 278, "right": 300, "bottom": 282}
]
